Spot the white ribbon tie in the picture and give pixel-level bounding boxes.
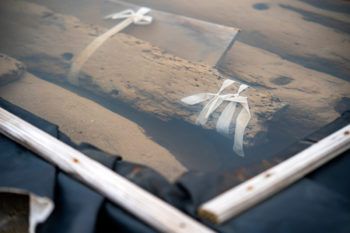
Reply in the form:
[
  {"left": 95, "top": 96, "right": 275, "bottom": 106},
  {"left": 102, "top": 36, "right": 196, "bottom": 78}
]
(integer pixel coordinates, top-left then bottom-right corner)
[
  {"left": 68, "top": 8, "right": 152, "bottom": 84},
  {"left": 104, "top": 8, "right": 153, "bottom": 25},
  {"left": 181, "top": 79, "right": 251, "bottom": 156}
]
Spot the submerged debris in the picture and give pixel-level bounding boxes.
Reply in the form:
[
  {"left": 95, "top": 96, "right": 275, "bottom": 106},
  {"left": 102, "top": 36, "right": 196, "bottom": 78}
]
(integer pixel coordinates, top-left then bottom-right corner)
[{"left": 0, "top": 53, "right": 25, "bottom": 86}]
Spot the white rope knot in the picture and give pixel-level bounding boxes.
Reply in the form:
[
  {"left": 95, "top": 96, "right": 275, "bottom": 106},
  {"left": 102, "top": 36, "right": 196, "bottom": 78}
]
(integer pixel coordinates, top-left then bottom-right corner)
[
  {"left": 105, "top": 7, "right": 153, "bottom": 25},
  {"left": 181, "top": 79, "right": 251, "bottom": 156}
]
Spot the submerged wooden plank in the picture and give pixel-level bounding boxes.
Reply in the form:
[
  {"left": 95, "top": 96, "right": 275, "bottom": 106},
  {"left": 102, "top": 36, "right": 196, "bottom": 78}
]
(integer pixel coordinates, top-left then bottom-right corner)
[
  {"left": 199, "top": 124, "right": 350, "bottom": 223},
  {"left": 0, "top": 0, "right": 287, "bottom": 149},
  {"left": 0, "top": 107, "right": 215, "bottom": 233}
]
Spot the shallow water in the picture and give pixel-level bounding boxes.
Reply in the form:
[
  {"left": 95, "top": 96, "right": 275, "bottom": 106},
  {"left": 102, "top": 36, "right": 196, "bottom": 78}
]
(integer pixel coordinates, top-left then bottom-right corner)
[
  {"left": 2, "top": 0, "right": 350, "bottom": 180},
  {"left": 24, "top": 56, "right": 293, "bottom": 173}
]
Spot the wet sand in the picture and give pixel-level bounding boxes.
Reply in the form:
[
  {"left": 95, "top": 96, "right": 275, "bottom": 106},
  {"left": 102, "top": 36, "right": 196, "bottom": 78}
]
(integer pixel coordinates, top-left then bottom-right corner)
[{"left": 0, "top": 69, "right": 186, "bottom": 181}]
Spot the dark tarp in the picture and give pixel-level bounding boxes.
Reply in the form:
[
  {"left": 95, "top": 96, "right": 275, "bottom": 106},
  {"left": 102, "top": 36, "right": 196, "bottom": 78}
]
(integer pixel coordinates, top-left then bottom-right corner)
[{"left": 0, "top": 98, "right": 349, "bottom": 233}]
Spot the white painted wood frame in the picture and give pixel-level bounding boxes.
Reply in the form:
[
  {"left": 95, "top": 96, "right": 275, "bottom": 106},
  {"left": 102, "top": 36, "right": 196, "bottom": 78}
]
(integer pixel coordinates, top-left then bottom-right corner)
[{"left": 199, "top": 124, "right": 350, "bottom": 224}]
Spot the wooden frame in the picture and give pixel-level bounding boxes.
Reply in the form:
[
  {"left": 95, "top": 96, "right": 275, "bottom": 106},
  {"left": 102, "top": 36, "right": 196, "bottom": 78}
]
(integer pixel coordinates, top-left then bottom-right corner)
[{"left": 198, "top": 124, "right": 350, "bottom": 224}]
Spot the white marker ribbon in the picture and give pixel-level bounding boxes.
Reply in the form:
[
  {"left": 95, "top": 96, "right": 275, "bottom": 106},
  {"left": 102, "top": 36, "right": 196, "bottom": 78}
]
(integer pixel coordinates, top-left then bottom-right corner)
[
  {"left": 68, "top": 8, "right": 152, "bottom": 84},
  {"left": 181, "top": 79, "right": 251, "bottom": 156},
  {"left": 104, "top": 8, "right": 153, "bottom": 24}
]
